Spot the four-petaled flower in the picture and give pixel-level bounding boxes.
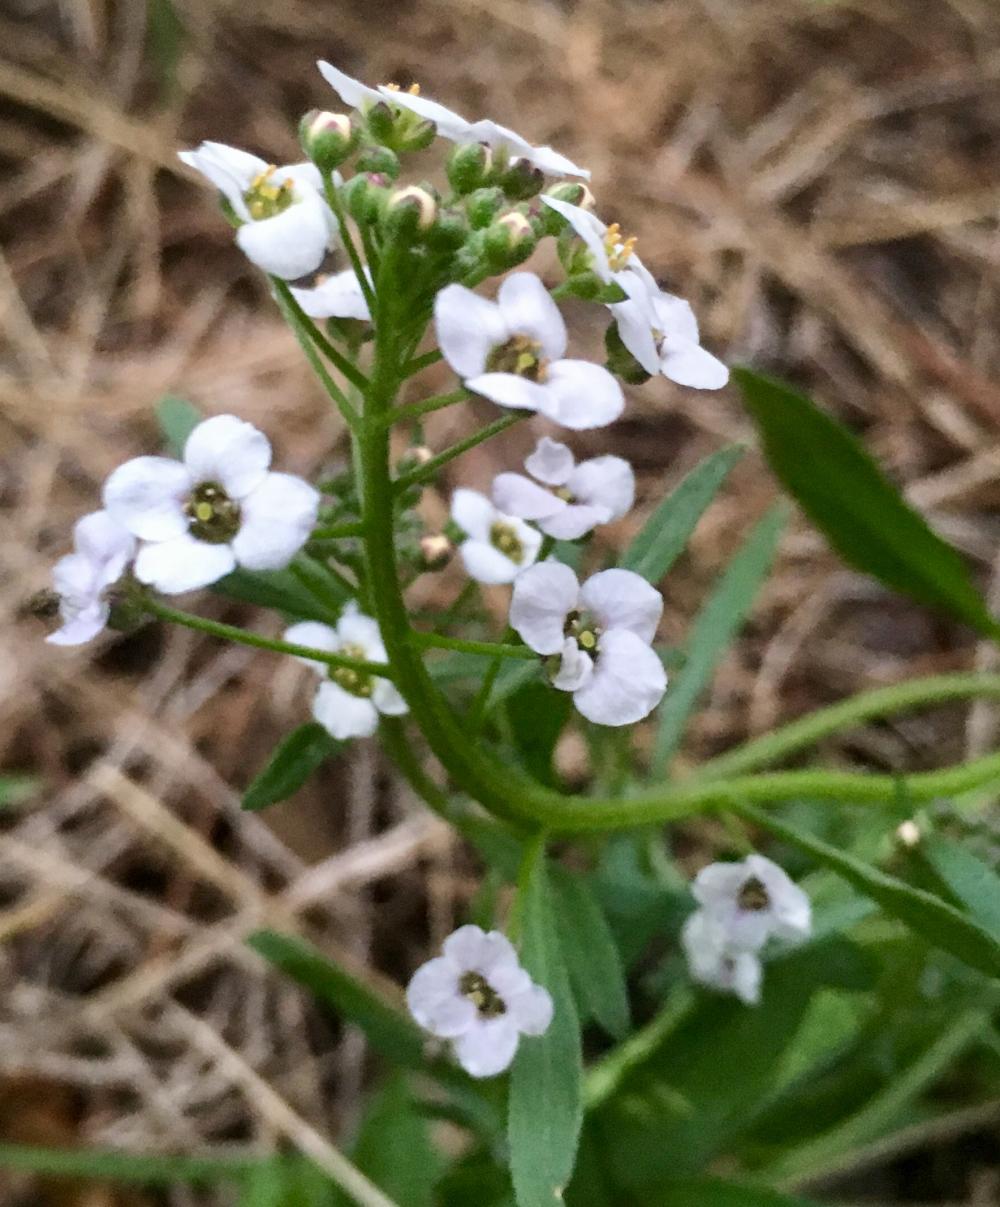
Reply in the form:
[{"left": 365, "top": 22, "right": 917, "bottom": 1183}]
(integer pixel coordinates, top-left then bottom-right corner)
[
  {"left": 692, "top": 853, "right": 812, "bottom": 951},
  {"left": 406, "top": 924, "right": 553, "bottom": 1077},
  {"left": 493, "top": 436, "right": 634, "bottom": 540},
  {"left": 178, "top": 142, "right": 334, "bottom": 280},
  {"left": 318, "top": 62, "right": 589, "bottom": 178},
  {"left": 47, "top": 511, "right": 136, "bottom": 646},
  {"left": 510, "top": 562, "right": 666, "bottom": 726},
  {"left": 435, "top": 273, "right": 624, "bottom": 430},
  {"left": 450, "top": 489, "right": 542, "bottom": 584},
  {"left": 542, "top": 196, "right": 729, "bottom": 390},
  {"left": 103, "top": 415, "right": 319, "bottom": 595},
  {"left": 681, "top": 910, "right": 763, "bottom": 1006},
  {"left": 285, "top": 605, "right": 408, "bottom": 739}
]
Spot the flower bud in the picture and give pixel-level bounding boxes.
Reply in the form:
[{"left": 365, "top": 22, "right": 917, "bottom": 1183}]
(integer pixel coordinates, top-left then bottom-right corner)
[
  {"left": 604, "top": 322, "right": 651, "bottom": 385},
  {"left": 546, "top": 181, "right": 595, "bottom": 209},
  {"left": 419, "top": 533, "right": 453, "bottom": 571},
  {"left": 365, "top": 100, "right": 397, "bottom": 144},
  {"left": 466, "top": 186, "right": 505, "bottom": 230},
  {"left": 356, "top": 144, "right": 401, "bottom": 180},
  {"left": 383, "top": 185, "right": 438, "bottom": 240},
  {"left": 484, "top": 210, "right": 537, "bottom": 271},
  {"left": 427, "top": 206, "right": 468, "bottom": 251},
  {"left": 499, "top": 157, "right": 544, "bottom": 201},
  {"left": 447, "top": 141, "right": 493, "bottom": 194},
  {"left": 341, "top": 173, "right": 390, "bottom": 225},
  {"left": 395, "top": 118, "right": 436, "bottom": 153},
  {"left": 395, "top": 446, "right": 433, "bottom": 477},
  {"left": 299, "top": 110, "right": 357, "bottom": 171}
]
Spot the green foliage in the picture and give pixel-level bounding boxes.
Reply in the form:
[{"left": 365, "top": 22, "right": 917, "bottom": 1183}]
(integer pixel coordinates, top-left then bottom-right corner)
[
  {"left": 347, "top": 1076, "right": 444, "bottom": 1207},
  {"left": 243, "top": 722, "right": 343, "bottom": 810},
  {"left": 156, "top": 393, "right": 201, "bottom": 456},
  {"left": 734, "top": 369, "right": 999, "bottom": 638}
]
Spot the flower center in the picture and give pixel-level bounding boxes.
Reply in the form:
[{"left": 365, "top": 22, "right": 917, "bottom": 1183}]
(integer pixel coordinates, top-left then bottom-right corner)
[
  {"left": 490, "top": 520, "right": 525, "bottom": 563},
  {"left": 330, "top": 642, "right": 374, "bottom": 698},
  {"left": 553, "top": 486, "right": 574, "bottom": 502},
  {"left": 603, "top": 222, "right": 637, "bottom": 272},
  {"left": 458, "top": 971, "right": 506, "bottom": 1018},
  {"left": 383, "top": 81, "right": 422, "bottom": 95},
  {"left": 486, "top": 334, "right": 548, "bottom": 382},
  {"left": 738, "top": 876, "right": 770, "bottom": 912},
  {"left": 565, "top": 610, "right": 600, "bottom": 651},
  {"left": 185, "top": 482, "right": 241, "bottom": 544},
  {"left": 245, "top": 166, "right": 295, "bottom": 221}
]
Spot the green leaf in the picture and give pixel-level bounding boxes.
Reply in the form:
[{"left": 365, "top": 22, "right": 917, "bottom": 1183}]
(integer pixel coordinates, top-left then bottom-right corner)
[
  {"left": 551, "top": 867, "right": 630, "bottom": 1039},
  {"left": 734, "top": 369, "right": 999, "bottom": 638},
  {"left": 156, "top": 394, "right": 202, "bottom": 457},
  {"left": 737, "top": 803, "right": 1000, "bottom": 978},
  {"left": 350, "top": 1075, "right": 444, "bottom": 1207},
  {"left": 214, "top": 567, "right": 341, "bottom": 624},
  {"left": 0, "top": 1142, "right": 261, "bottom": 1185},
  {"left": 248, "top": 930, "right": 428, "bottom": 1069},
  {"left": 238, "top": 1160, "right": 291, "bottom": 1207},
  {"left": 243, "top": 723, "right": 342, "bottom": 811},
  {"left": 506, "top": 680, "right": 573, "bottom": 788},
  {"left": 919, "top": 836, "right": 1000, "bottom": 935},
  {"left": 649, "top": 1178, "right": 822, "bottom": 1206},
  {"left": 621, "top": 445, "right": 744, "bottom": 584},
  {"left": 0, "top": 775, "right": 37, "bottom": 809},
  {"left": 509, "top": 856, "right": 583, "bottom": 1207},
  {"left": 652, "top": 505, "right": 785, "bottom": 774}
]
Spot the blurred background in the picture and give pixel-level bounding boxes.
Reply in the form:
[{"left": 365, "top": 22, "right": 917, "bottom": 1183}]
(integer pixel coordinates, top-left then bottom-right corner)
[{"left": 2, "top": 0, "right": 1000, "bottom": 1203}]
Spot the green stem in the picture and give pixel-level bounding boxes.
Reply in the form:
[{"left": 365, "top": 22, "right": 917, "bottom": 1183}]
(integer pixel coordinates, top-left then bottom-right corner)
[
  {"left": 145, "top": 599, "right": 393, "bottom": 679},
  {"left": 402, "top": 348, "right": 443, "bottom": 378},
  {"left": 410, "top": 632, "right": 536, "bottom": 660},
  {"left": 323, "top": 174, "right": 376, "bottom": 314},
  {"left": 393, "top": 413, "right": 524, "bottom": 495},
  {"left": 273, "top": 279, "right": 369, "bottom": 395},
  {"left": 272, "top": 281, "right": 359, "bottom": 431},
  {"left": 388, "top": 388, "right": 469, "bottom": 426}
]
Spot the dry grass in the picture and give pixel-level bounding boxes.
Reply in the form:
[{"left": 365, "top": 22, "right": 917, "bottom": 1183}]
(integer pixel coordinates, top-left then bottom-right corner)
[{"left": 2, "top": 0, "right": 1000, "bottom": 1200}]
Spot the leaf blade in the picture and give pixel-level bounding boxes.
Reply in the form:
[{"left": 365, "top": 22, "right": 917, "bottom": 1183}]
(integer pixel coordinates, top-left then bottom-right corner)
[{"left": 243, "top": 723, "right": 341, "bottom": 811}]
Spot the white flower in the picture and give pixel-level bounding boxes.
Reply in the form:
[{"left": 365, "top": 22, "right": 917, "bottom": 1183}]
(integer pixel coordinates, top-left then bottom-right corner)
[
  {"left": 681, "top": 909, "right": 762, "bottom": 1006},
  {"left": 406, "top": 924, "right": 553, "bottom": 1078},
  {"left": 317, "top": 61, "right": 588, "bottom": 178},
  {"left": 289, "top": 268, "right": 372, "bottom": 321},
  {"left": 47, "top": 511, "right": 136, "bottom": 646},
  {"left": 542, "top": 196, "right": 728, "bottom": 390},
  {"left": 492, "top": 436, "right": 634, "bottom": 540},
  {"left": 509, "top": 562, "right": 666, "bottom": 726},
  {"left": 285, "top": 605, "right": 407, "bottom": 740},
  {"left": 451, "top": 489, "right": 542, "bottom": 584},
  {"left": 692, "top": 854, "right": 812, "bottom": 952},
  {"left": 178, "top": 141, "right": 334, "bottom": 280},
  {"left": 103, "top": 415, "right": 319, "bottom": 595},
  {"left": 434, "top": 274, "right": 624, "bottom": 430}
]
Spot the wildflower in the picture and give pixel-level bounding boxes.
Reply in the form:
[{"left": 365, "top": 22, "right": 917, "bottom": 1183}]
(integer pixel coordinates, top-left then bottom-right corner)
[
  {"left": 178, "top": 142, "right": 334, "bottom": 279},
  {"left": 492, "top": 436, "right": 634, "bottom": 540},
  {"left": 285, "top": 606, "right": 407, "bottom": 740},
  {"left": 510, "top": 562, "right": 666, "bottom": 725},
  {"left": 289, "top": 268, "right": 372, "bottom": 321},
  {"left": 406, "top": 924, "right": 553, "bottom": 1078},
  {"left": 103, "top": 415, "right": 319, "bottom": 595},
  {"left": 542, "top": 195, "right": 729, "bottom": 389},
  {"left": 47, "top": 511, "right": 136, "bottom": 646},
  {"left": 434, "top": 273, "right": 624, "bottom": 430},
  {"left": 681, "top": 910, "right": 762, "bottom": 1006},
  {"left": 692, "top": 854, "right": 812, "bottom": 952},
  {"left": 451, "top": 489, "right": 542, "bottom": 584}
]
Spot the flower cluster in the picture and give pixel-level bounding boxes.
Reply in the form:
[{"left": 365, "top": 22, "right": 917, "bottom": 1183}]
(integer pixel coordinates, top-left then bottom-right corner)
[{"left": 681, "top": 855, "right": 812, "bottom": 1005}]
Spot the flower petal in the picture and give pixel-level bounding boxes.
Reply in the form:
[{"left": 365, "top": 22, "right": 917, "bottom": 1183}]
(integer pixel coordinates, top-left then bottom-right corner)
[
  {"left": 377, "top": 86, "right": 470, "bottom": 137},
  {"left": 538, "top": 503, "right": 610, "bottom": 540},
  {"left": 444, "top": 925, "right": 518, "bottom": 975},
  {"left": 312, "top": 679, "right": 379, "bottom": 739},
  {"left": 492, "top": 472, "right": 563, "bottom": 522},
  {"left": 134, "top": 533, "right": 236, "bottom": 593},
  {"left": 692, "top": 861, "right": 748, "bottom": 912},
  {"left": 373, "top": 677, "right": 409, "bottom": 717},
  {"left": 540, "top": 196, "right": 610, "bottom": 279},
  {"left": 452, "top": 1017, "right": 520, "bottom": 1078},
  {"left": 183, "top": 415, "right": 272, "bottom": 498},
  {"left": 539, "top": 360, "right": 624, "bottom": 430},
  {"left": 745, "top": 854, "right": 812, "bottom": 942},
  {"left": 497, "top": 273, "right": 567, "bottom": 361},
  {"left": 284, "top": 621, "right": 338, "bottom": 673},
  {"left": 178, "top": 141, "right": 266, "bottom": 219},
  {"left": 102, "top": 456, "right": 191, "bottom": 541},
  {"left": 290, "top": 269, "right": 371, "bottom": 321},
  {"left": 336, "top": 606, "right": 387, "bottom": 659},
  {"left": 660, "top": 337, "right": 730, "bottom": 390},
  {"left": 406, "top": 957, "right": 477, "bottom": 1038},
  {"left": 73, "top": 510, "right": 136, "bottom": 568},
  {"left": 317, "top": 61, "right": 383, "bottom": 109},
  {"left": 509, "top": 561, "right": 580, "bottom": 655},
  {"left": 572, "top": 629, "right": 666, "bottom": 726},
  {"left": 551, "top": 637, "right": 593, "bottom": 691},
  {"left": 609, "top": 271, "right": 661, "bottom": 374},
  {"left": 47, "top": 603, "right": 110, "bottom": 647},
  {"left": 460, "top": 540, "right": 521, "bottom": 585},
  {"left": 451, "top": 488, "right": 496, "bottom": 543},
  {"left": 569, "top": 454, "right": 634, "bottom": 521},
  {"left": 509, "top": 983, "right": 554, "bottom": 1036},
  {"left": 434, "top": 285, "right": 509, "bottom": 378},
  {"left": 231, "top": 473, "right": 319, "bottom": 570},
  {"left": 236, "top": 188, "right": 332, "bottom": 280},
  {"left": 466, "top": 120, "right": 589, "bottom": 178},
  {"left": 580, "top": 568, "right": 662, "bottom": 642},
  {"left": 524, "top": 436, "right": 574, "bottom": 486},
  {"left": 466, "top": 372, "right": 548, "bottom": 414}
]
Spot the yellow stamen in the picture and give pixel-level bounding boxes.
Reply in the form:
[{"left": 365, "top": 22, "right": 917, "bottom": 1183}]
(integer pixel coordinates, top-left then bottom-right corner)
[
  {"left": 603, "top": 222, "right": 638, "bottom": 271},
  {"left": 384, "top": 82, "right": 421, "bottom": 95}
]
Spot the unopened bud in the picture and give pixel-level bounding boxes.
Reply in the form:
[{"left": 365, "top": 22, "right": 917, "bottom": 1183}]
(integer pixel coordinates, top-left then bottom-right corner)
[
  {"left": 427, "top": 207, "right": 468, "bottom": 251},
  {"left": 364, "top": 100, "right": 397, "bottom": 143},
  {"left": 396, "top": 445, "right": 433, "bottom": 477},
  {"left": 341, "top": 173, "right": 390, "bottom": 225},
  {"left": 896, "top": 819, "right": 922, "bottom": 848},
  {"left": 356, "top": 144, "right": 401, "bottom": 180},
  {"left": 299, "top": 109, "right": 357, "bottom": 171},
  {"left": 395, "top": 118, "right": 436, "bottom": 153},
  {"left": 484, "top": 210, "right": 537, "bottom": 270},
  {"left": 546, "top": 181, "right": 595, "bottom": 209},
  {"left": 384, "top": 185, "right": 438, "bottom": 239},
  {"left": 604, "top": 322, "right": 651, "bottom": 385},
  {"left": 419, "top": 533, "right": 453, "bottom": 571},
  {"left": 447, "top": 141, "right": 493, "bottom": 194},
  {"left": 500, "top": 157, "right": 544, "bottom": 201},
  {"left": 466, "top": 186, "right": 505, "bottom": 230}
]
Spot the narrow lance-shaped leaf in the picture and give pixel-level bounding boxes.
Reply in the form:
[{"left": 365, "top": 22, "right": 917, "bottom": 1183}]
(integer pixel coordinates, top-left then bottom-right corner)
[
  {"left": 736, "top": 803, "right": 1000, "bottom": 978},
  {"left": 652, "top": 505, "right": 785, "bottom": 775},
  {"left": 621, "top": 445, "right": 744, "bottom": 584},
  {"left": 918, "top": 836, "right": 1000, "bottom": 936},
  {"left": 734, "top": 368, "right": 999, "bottom": 638},
  {"left": 243, "top": 723, "right": 343, "bottom": 811},
  {"left": 509, "top": 855, "right": 583, "bottom": 1207},
  {"left": 156, "top": 394, "right": 202, "bottom": 457}
]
